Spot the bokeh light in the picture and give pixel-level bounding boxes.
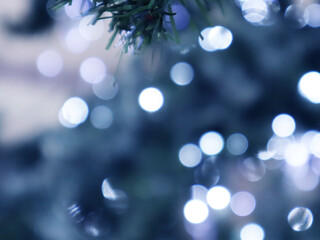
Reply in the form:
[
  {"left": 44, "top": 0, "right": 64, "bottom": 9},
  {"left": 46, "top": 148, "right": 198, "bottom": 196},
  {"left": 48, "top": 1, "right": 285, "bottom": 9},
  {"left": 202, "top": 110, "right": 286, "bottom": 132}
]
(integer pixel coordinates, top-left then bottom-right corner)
[
  {"left": 272, "top": 114, "right": 296, "bottom": 137},
  {"left": 65, "top": 28, "right": 90, "bottom": 53},
  {"left": 101, "top": 178, "right": 117, "bottom": 200},
  {"left": 208, "top": 26, "right": 233, "bottom": 50},
  {"left": 90, "top": 106, "right": 113, "bottom": 129},
  {"left": 79, "top": 15, "right": 105, "bottom": 41},
  {"left": 305, "top": 4, "right": 320, "bottom": 28},
  {"left": 199, "top": 131, "right": 224, "bottom": 156},
  {"left": 284, "top": 4, "right": 308, "bottom": 28},
  {"left": 288, "top": 207, "right": 313, "bottom": 231},
  {"left": 199, "top": 28, "right": 216, "bottom": 52},
  {"left": 92, "top": 74, "right": 119, "bottom": 100},
  {"left": 242, "top": 0, "right": 268, "bottom": 24},
  {"left": 170, "top": 4, "right": 190, "bottom": 31},
  {"left": 64, "top": 0, "right": 92, "bottom": 20},
  {"left": 298, "top": 71, "right": 320, "bottom": 104},
  {"left": 170, "top": 62, "right": 194, "bottom": 86},
  {"left": 284, "top": 143, "right": 309, "bottom": 167},
  {"left": 138, "top": 87, "right": 164, "bottom": 113},
  {"left": 37, "top": 50, "right": 63, "bottom": 77},
  {"left": 183, "top": 199, "right": 209, "bottom": 224},
  {"left": 80, "top": 57, "right": 106, "bottom": 84},
  {"left": 230, "top": 191, "right": 256, "bottom": 217},
  {"left": 240, "top": 223, "right": 265, "bottom": 240},
  {"left": 226, "top": 133, "right": 248, "bottom": 155},
  {"left": 206, "top": 185, "right": 231, "bottom": 210},
  {"left": 60, "top": 97, "right": 89, "bottom": 127},
  {"left": 179, "top": 143, "right": 202, "bottom": 168}
]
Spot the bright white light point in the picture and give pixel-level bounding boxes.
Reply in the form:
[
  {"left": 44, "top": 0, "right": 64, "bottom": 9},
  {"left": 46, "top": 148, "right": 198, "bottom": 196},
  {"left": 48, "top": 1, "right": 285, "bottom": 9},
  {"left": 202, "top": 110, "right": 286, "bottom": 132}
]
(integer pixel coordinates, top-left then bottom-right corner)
[
  {"left": 199, "top": 131, "right": 224, "bottom": 156},
  {"left": 242, "top": 0, "right": 268, "bottom": 24},
  {"left": 138, "top": 87, "right": 164, "bottom": 113},
  {"left": 206, "top": 186, "right": 231, "bottom": 210},
  {"left": 65, "top": 28, "right": 90, "bottom": 53},
  {"left": 37, "top": 50, "right": 63, "bottom": 77},
  {"left": 80, "top": 57, "right": 106, "bottom": 84},
  {"left": 101, "top": 178, "right": 117, "bottom": 200},
  {"left": 199, "top": 27, "right": 216, "bottom": 52},
  {"left": 90, "top": 106, "right": 113, "bottom": 129},
  {"left": 288, "top": 207, "right": 313, "bottom": 231},
  {"left": 208, "top": 26, "right": 233, "bottom": 50},
  {"left": 240, "top": 223, "right": 265, "bottom": 240},
  {"left": 285, "top": 143, "right": 309, "bottom": 167},
  {"left": 170, "top": 62, "right": 194, "bottom": 86},
  {"left": 179, "top": 144, "right": 202, "bottom": 168},
  {"left": 226, "top": 133, "right": 248, "bottom": 155},
  {"left": 184, "top": 199, "right": 209, "bottom": 224},
  {"left": 272, "top": 114, "right": 296, "bottom": 137},
  {"left": 79, "top": 15, "right": 105, "bottom": 41},
  {"left": 61, "top": 97, "right": 89, "bottom": 126},
  {"left": 230, "top": 191, "right": 256, "bottom": 217},
  {"left": 298, "top": 71, "right": 320, "bottom": 104}
]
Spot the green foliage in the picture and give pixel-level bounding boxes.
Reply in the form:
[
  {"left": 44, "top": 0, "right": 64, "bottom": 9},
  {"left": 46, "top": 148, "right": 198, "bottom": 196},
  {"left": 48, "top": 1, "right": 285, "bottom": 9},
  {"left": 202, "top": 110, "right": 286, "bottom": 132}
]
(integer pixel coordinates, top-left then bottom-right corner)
[{"left": 51, "top": 0, "right": 215, "bottom": 52}]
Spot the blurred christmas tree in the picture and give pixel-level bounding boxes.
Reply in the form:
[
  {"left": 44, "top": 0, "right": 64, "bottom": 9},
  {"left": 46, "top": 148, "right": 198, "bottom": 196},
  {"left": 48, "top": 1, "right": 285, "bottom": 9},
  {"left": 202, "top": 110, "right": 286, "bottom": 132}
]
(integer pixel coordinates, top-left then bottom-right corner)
[{"left": 1, "top": 0, "right": 320, "bottom": 240}]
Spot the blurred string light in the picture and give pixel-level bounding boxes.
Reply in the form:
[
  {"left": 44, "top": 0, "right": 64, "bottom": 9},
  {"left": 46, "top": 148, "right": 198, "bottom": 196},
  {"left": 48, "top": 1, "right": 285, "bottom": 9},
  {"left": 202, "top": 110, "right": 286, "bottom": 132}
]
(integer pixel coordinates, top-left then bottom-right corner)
[
  {"left": 64, "top": 0, "right": 92, "bottom": 20},
  {"left": 288, "top": 207, "right": 313, "bottom": 231},
  {"left": 59, "top": 97, "right": 89, "bottom": 128},
  {"left": 298, "top": 71, "right": 320, "bottom": 104},
  {"left": 206, "top": 185, "right": 231, "bottom": 210},
  {"left": 65, "top": 28, "right": 90, "bottom": 53},
  {"left": 292, "top": 169, "right": 319, "bottom": 191},
  {"left": 80, "top": 57, "right": 107, "bottom": 84},
  {"left": 183, "top": 199, "right": 209, "bottom": 224},
  {"left": 138, "top": 87, "right": 164, "bottom": 113},
  {"left": 310, "top": 132, "right": 320, "bottom": 157},
  {"left": 90, "top": 106, "right": 113, "bottom": 129},
  {"left": 92, "top": 74, "right": 119, "bottom": 100},
  {"left": 230, "top": 191, "right": 256, "bottom": 217},
  {"left": 37, "top": 50, "right": 63, "bottom": 77},
  {"left": 170, "top": 62, "right": 194, "bottom": 86},
  {"left": 272, "top": 114, "right": 296, "bottom": 137},
  {"left": 226, "top": 133, "right": 248, "bottom": 155},
  {"left": 257, "top": 150, "right": 274, "bottom": 161},
  {"left": 179, "top": 143, "right": 202, "bottom": 168},
  {"left": 266, "top": 136, "right": 290, "bottom": 160},
  {"left": 305, "top": 4, "right": 320, "bottom": 28},
  {"left": 240, "top": 158, "right": 266, "bottom": 182},
  {"left": 240, "top": 223, "right": 265, "bottom": 240},
  {"left": 79, "top": 15, "right": 105, "bottom": 41},
  {"left": 284, "top": 4, "right": 308, "bottom": 28},
  {"left": 199, "top": 26, "right": 233, "bottom": 52},
  {"left": 199, "top": 131, "right": 224, "bottom": 156}
]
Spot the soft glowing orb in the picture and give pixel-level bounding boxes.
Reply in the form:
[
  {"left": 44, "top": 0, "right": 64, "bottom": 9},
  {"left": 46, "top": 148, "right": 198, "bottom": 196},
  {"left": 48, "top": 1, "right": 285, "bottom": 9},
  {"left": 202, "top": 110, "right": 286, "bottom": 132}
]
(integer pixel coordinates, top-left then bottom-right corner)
[
  {"left": 305, "top": 4, "right": 320, "bottom": 28},
  {"left": 80, "top": 57, "right": 106, "bottom": 84},
  {"left": 230, "top": 191, "right": 256, "bottom": 217},
  {"left": 242, "top": 0, "right": 268, "bottom": 24},
  {"left": 37, "top": 50, "right": 63, "bottom": 77},
  {"left": 240, "top": 223, "right": 265, "bottom": 240},
  {"left": 298, "top": 71, "right": 320, "bottom": 104},
  {"left": 179, "top": 144, "right": 202, "bottom": 168},
  {"left": 206, "top": 186, "right": 231, "bottom": 210},
  {"left": 272, "top": 114, "right": 296, "bottom": 137},
  {"left": 208, "top": 26, "right": 233, "bottom": 50},
  {"left": 65, "top": 28, "right": 90, "bottom": 53},
  {"left": 199, "top": 131, "right": 224, "bottom": 156},
  {"left": 92, "top": 74, "right": 118, "bottom": 100},
  {"left": 138, "top": 87, "right": 164, "bottom": 113},
  {"left": 90, "top": 106, "right": 113, "bottom": 129},
  {"left": 61, "top": 97, "right": 89, "bottom": 126},
  {"left": 183, "top": 199, "right": 209, "bottom": 224},
  {"left": 101, "top": 178, "right": 117, "bottom": 200},
  {"left": 284, "top": 143, "right": 309, "bottom": 167},
  {"left": 199, "top": 27, "right": 216, "bottom": 52},
  {"left": 288, "top": 207, "right": 313, "bottom": 231},
  {"left": 226, "top": 133, "right": 248, "bottom": 155},
  {"left": 170, "top": 62, "right": 194, "bottom": 86}
]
